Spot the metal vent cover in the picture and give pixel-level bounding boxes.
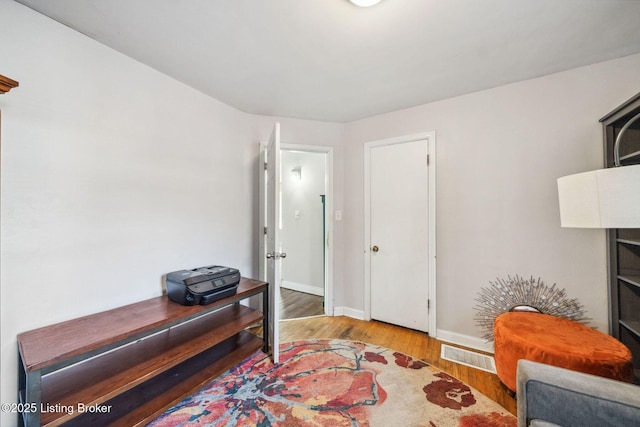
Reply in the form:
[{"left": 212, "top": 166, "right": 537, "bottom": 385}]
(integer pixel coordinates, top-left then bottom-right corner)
[{"left": 440, "top": 344, "right": 496, "bottom": 374}]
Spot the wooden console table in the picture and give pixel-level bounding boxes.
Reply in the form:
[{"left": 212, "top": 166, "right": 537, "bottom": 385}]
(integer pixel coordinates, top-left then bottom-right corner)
[{"left": 17, "top": 278, "right": 268, "bottom": 427}]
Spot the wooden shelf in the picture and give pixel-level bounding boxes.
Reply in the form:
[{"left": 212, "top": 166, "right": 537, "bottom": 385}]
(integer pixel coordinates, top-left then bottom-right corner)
[
  {"left": 18, "top": 278, "right": 266, "bottom": 373},
  {"left": 620, "top": 150, "right": 640, "bottom": 163},
  {"left": 62, "top": 331, "right": 265, "bottom": 427},
  {"left": 17, "top": 277, "right": 269, "bottom": 427},
  {"left": 620, "top": 320, "right": 640, "bottom": 339},
  {"left": 619, "top": 275, "right": 640, "bottom": 289},
  {"left": 40, "top": 305, "right": 263, "bottom": 426},
  {"left": 0, "top": 74, "right": 19, "bottom": 94},
  {"left": 618, "top": 239, "right": 640, "bottom": 247}
]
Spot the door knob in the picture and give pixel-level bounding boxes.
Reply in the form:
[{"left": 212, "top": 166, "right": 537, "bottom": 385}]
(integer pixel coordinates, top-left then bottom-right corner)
[
  {"left": 372, "top": 245, "right": 379, "bottom": 253},
  {"left": 266, "top": 252, "right": 287, "bottom": 259}
]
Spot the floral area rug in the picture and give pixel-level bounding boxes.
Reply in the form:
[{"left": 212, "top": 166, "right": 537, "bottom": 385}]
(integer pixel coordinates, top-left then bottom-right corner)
[{"left": 149, "top": 339, "right": 516, "bottom": 427}]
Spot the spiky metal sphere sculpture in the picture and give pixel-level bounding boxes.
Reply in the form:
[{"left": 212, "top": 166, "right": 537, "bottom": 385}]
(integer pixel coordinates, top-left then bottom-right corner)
[{"left": 474, "top": 275, "right": 589, "bottom": 341}]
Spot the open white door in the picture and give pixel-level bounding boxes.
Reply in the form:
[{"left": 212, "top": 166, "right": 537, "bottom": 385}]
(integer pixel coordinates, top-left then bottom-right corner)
[{"left": 265, "top": 122, "right": 283, "bottom": 363}]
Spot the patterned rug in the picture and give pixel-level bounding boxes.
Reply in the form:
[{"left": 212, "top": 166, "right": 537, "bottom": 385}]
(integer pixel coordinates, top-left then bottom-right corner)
[{"left": 150, "top": 339, "right": 516, "bottom": 427}]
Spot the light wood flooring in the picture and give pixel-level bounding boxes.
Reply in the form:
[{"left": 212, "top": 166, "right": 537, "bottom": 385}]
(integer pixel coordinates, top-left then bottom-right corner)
[
  {"left": 279, "top": 315, "right": 517, "bottom": 415},
  {"left": 279, "top": 288, "right": 324, "bottom": 319}
]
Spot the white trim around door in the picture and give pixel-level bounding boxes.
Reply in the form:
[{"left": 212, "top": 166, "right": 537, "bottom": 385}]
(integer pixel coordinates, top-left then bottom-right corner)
[
  {"left": 363, "top": 131, "right": 437, "bottom": 336},
  {"left": 281, "top": 143, "right": 334, "bottom": 318}
]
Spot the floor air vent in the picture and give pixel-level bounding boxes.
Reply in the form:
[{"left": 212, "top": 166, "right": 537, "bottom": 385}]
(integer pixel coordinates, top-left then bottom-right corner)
[{"left": 440, "top": 344, "right": 497, "bottom": 374}]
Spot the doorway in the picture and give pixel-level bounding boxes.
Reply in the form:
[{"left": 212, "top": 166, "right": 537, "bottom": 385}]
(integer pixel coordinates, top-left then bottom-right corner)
[
  {"left": 279, "top": 146, "right": 332, "bottom": 319},
  {"left": 260, "top": 139, "right": 334, "bottom": 324},
  {"left": 364, "top": 132, "right": 437, "bottom": 335}
]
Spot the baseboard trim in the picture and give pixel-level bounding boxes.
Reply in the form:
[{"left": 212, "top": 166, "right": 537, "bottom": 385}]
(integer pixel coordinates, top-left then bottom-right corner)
[
  {"left": 436, "top": 329, "right": 494, "bottom": 354},
  {"left": 326, "top": 310, "right": 493, "bottom": 354},
  {"left": 280, "top": 314, "right": 326, "bottom": 322},
  {"left": 333, "top": 307, "right": 365, "bottom": 320},
  {"left": 281, "top": 280, "right": 324, "bottom": 297}
]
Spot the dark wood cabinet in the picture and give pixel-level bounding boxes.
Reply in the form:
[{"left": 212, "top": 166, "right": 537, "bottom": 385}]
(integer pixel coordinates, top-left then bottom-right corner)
[
  {"left": 601, "top": 92, "right": 640, "bottom": 384},
  {"left": 17, "top": 278, "right": 268, "bottom": 427}
]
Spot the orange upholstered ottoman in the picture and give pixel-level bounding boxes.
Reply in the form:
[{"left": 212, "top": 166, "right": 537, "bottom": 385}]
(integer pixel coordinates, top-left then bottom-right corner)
[{"left": 493, "top": 312, "right": 633, "bottom": 392}]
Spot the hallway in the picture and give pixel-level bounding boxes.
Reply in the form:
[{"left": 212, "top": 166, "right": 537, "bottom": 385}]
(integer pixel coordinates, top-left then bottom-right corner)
[{"left": 279, "top": 288, "right": 324, "bottom": 320}]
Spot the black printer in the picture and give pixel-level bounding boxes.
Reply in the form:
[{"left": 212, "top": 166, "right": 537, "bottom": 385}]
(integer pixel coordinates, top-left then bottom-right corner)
[{"left": 166, "top": 265, "right": 241, "bottom": 306}]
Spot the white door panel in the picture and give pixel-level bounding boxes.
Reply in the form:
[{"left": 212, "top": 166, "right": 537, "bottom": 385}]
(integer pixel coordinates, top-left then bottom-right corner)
[
  {"left": 265, "top": 123, "right": 281, "bottom": 363},
  {"left": 370, "top": 139, "right": 430, "bottom": 332}
]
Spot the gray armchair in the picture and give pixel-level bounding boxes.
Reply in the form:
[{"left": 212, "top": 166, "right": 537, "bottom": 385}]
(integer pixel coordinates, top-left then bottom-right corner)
[{"left": 516, "top": 359, "right": 640, "bottom": 427}]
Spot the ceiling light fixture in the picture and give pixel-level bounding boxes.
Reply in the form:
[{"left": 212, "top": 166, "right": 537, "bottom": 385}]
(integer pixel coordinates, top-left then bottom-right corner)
[
  {"left": 291, "top": 166, "right": 302, "bottom": 181},
  {"left": 349, "top": 0, "right": 382, "bottom": 7}
]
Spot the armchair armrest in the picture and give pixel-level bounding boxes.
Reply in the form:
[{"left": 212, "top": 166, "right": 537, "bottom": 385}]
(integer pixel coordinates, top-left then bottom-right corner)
[{"left": 517, "top": 359, "right": 640, "bottom": 427}]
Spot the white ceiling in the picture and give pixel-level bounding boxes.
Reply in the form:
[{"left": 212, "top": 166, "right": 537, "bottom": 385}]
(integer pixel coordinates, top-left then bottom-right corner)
[{"left": 14, "top": 0, "right": 640, "bottom": 122}]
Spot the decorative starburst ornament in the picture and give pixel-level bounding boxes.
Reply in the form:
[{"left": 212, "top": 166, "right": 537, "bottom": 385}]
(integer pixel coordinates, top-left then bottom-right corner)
[{"left": 474, "top": 275, "right": 589, "bottom": 341}]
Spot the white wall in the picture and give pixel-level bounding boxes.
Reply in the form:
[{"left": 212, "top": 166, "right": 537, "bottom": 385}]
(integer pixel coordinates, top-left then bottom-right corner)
[
  {"left": 342, "top": 53, "right": 640, "bottom": 349},
  {"left": 0, "top": 3, "right": 344, "bottom": 426},
  {"left": 0, "top": 2, "right": 256, "bottom": 421},
  {"left": 281, "top": 150, "right": 326, "bottom": 295}
]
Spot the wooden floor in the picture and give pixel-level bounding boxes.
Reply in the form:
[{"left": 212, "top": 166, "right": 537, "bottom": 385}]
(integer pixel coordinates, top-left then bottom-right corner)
[
  {"left": 279, "top": 288, "right": 324, "bottom": 319},
  {"left": 279, "top": 315, "right": 517, "bottom": 415}
]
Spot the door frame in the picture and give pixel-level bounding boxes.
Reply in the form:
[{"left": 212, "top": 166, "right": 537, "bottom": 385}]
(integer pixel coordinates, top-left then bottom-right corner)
[
  {"left": 259, "top": 142, "right": 334, "bottom": 318},
  {"left": 281, "top": 143, "right": 334, "bottom": 317},
  {"left": 363, "top": 131, "right": 437, "bottom": 336}
]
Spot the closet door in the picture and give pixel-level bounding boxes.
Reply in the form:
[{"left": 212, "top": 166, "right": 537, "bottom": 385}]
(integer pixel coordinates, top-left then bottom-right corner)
[{"left": 368, "top": 137, "right": 430, "bottom": 332}]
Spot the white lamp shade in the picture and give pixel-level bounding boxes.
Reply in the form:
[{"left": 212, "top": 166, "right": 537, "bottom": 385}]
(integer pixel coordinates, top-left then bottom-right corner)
[{"left": 558, "top": 164, "right": 640, "bottom": 228}]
